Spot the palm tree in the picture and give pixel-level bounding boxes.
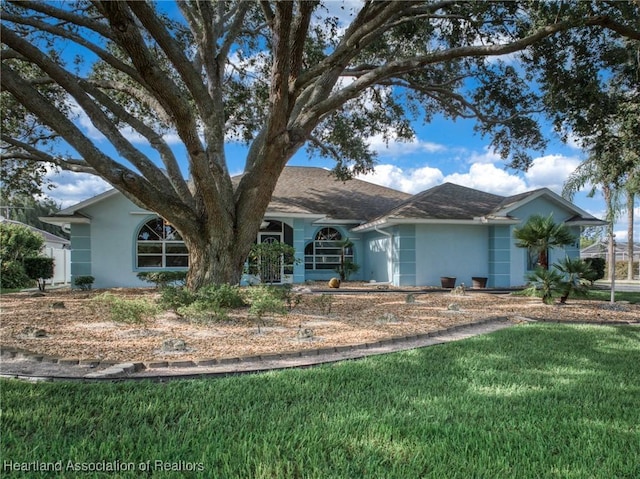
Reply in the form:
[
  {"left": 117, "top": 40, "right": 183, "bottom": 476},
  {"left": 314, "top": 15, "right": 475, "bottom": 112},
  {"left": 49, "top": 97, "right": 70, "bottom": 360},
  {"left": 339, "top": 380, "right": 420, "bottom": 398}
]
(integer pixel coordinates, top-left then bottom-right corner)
[
  {"left": 513, "top": 214, "right": 576, "bottom": 270},
  {"left": 554, "top": 256, "right": 594, "bottom": 304}
]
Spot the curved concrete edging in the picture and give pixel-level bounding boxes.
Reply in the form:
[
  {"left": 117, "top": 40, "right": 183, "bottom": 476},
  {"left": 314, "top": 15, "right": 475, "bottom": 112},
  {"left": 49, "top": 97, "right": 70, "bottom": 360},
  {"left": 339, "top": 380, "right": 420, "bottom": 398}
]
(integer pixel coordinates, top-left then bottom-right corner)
[
  {"left": 0, "top": 318, "right": 515, "bottom": 382},
  {"left": 2, "top": 317, "right": 637, "bottom": 383}
]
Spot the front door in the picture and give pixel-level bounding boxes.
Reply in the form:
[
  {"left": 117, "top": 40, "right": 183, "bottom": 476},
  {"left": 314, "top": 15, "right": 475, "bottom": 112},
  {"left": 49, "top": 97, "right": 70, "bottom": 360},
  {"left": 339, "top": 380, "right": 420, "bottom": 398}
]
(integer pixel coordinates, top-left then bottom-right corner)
[{"left": 258, "top": 233, "right": 283, "bottom": 284}]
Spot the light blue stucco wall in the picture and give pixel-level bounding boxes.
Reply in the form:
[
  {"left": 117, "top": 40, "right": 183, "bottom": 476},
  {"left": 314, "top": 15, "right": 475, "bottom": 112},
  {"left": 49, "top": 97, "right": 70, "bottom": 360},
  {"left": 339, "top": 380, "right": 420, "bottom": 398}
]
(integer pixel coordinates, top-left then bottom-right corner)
[
  {"left": 489, "top": 225, "right": 511, "bottom": 287},
  {"left": 75, "top": 194, "right": 152, "bottom": 289},
  {"left": 363, "top": 231, "right": 392, "bottom": 283},
  {"left": 69, "top": 223, "right": 92, "bottom": 285},
  {"left": 415, "top": 224, "right": 489, "bottom": 287},
  {"left": 393, "top": 225, "right": 416, "bottom": 286}
]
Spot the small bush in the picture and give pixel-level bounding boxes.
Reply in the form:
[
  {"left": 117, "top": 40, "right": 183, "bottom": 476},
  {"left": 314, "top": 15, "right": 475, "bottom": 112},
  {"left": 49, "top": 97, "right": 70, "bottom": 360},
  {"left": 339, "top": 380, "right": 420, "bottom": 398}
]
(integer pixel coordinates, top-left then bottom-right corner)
[
  {"left": 73, "top": 275, "right": 95, "bottom": 290},
  {"left": 197, "top": 283, "right": 246, "bottom": 309},
  {"left": 137, "top": 271, "right": 187, "bottom": 288},
  {"left": 246, "top": 286, "right": 287, "bottom": 331},
  {"left": 92, "top": 292, "right": 158, "bottom": 324},
  {"left": 525, "top": 267, "right": 563, "bottom": 304},
  {"left": 176, "top": 302, "right": 229, "bottom": 324},
  {"left": 159, "top": 286, "right": 196, "bottom": 310},
  {"left": 23, "top": 256, "right": 54, "bottom": 291},
  {"left": 312, "top": 293, "right": 333, "bottom": 315},
  {"left": 584, "top": 257, "right": 606, "bottom": 282},
  {"left": 159, "top": 284, "right": 245, "bottom": 324},
  {"left": 0, "top": 261, "right": 32, "bottom": 289}
]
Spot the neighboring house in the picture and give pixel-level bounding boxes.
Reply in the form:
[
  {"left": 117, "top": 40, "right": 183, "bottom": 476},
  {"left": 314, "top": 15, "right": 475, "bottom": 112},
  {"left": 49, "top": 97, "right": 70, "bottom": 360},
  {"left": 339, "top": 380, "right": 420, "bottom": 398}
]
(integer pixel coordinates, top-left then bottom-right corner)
[
  {"left": 581, "top": 241, "right": 640, "bottom": 262},
  {"left": 0, "top": 216, "right": 71, "bottom": 285},
  {"left": 41, "top": 166, "right": 605, "bottom": 289}
]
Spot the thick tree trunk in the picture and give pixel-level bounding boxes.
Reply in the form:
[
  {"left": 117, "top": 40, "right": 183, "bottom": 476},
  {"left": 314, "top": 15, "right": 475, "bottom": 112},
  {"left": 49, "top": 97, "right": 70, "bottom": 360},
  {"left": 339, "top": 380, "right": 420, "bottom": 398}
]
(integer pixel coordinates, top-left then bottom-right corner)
[{"left": 181, "top": 218, "right": 259, "bottom": 290}]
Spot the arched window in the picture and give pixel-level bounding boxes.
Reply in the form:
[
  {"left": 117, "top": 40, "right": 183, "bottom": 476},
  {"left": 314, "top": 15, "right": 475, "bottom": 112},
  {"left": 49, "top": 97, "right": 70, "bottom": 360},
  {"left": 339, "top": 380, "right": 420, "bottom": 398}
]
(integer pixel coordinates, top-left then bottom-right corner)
[
  {"left": 305, "top": 227, "right": 352, "bottom": 270},
  {"left": 136, "top": 217, "right": 188, "bottom": 268}
]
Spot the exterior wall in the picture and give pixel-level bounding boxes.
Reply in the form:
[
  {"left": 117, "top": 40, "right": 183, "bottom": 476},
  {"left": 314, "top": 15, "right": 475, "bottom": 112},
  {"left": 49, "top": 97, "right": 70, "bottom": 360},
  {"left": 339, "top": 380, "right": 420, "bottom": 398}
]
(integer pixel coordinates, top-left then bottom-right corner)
[
  {"left": 393, "top": 225, "right": 416, "bottom": 286},
  {"left": 415, "top": 224, "right": 489, "bottom": 287},
  {"left": 69, "top": 223, "right": 92, "bottom": 286},
  {"left": 489, "top": 225, "right": 511, "bottom": 288},
  {"left": 363, "top": 231, "right": 392, "bottom": 283},
  {"left": 509, "top": 198, "right": 583, "bottom": 285},
  {"left": 76, "top": 195, "right": 151, "bottom": 289}
]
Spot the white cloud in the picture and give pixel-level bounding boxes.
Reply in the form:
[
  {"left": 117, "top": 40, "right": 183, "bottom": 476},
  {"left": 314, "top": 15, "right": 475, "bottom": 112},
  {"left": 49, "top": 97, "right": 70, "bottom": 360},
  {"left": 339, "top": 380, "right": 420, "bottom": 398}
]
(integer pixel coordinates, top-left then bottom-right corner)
[
  {"left": 44, "top": 171, "right": 111, "bottom": 209},
  {"left": 368, "top": 134, "right": 447, "bottom": 159},
  {"left": 443, "top": 163, "right": 528, "bottom": 196},
  {"left": 465, "top": 146, "right": 502, "bottom": 165},
  {"left": 613, "top": 230, "right": 628, "bottom": 241},
  {"left": 524, "top": 154, "right": 581, "bottom": 193},
  {"left": 358, "top": 164, "right": 443, "bottom": 193}
]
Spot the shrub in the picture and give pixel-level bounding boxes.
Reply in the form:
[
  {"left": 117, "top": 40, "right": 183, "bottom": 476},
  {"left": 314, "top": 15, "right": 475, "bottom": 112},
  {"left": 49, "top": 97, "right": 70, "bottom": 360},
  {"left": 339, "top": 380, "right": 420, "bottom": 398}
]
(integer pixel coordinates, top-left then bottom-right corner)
[
  {"left": 0, "top": 223, "right": 44, "bottom": 290},
  {"left": 312, "top": 293, "right": 333, "bottom": 315},
  {"left": 554, "top": 257, "right": 593, "bottom": 304},
  {"left": 197, "top": 283, "right": 246, "bottom": 309},
  {"left": 0, "top": 223, "right": 44, "bottom": 263},
  {"left": 176, "top": 302, "right": 229, "bottom": 324},
  {"left": 92, "top": 292, "right": 158, "bottom": 324},
  {"left": 525, "top": 267, "right": 563, "bottom": 304},
  {"left": 159, "top": 283, "right": 245, "bottom": 324},
  {"left": 73, "top": 275, "right": 95, "bottom": 290},
  {"left": 246, "top": 286, "right": 287, "bottom": 331},
  {"left": 584, "top": 257, "right": 606, "bottom": 282},
  {"left": 158, "top": 285, "right": 196, "bottom": 310},
  {"left": 0, "top": 261, "right": 32, "bottom": 289},
  {"left": 23, "top": 256, "right": 54, "bottom": 291},
  {"left": 137, "top": 271, "right": 187, "bottom": 288}
]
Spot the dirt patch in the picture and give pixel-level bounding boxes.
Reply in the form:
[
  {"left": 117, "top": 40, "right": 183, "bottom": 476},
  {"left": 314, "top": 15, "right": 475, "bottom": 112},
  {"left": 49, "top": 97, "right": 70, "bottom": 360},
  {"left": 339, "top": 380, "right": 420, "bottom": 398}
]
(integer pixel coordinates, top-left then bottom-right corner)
[{"left": 1, "top": 285, "right": 637, "bottom": 363}]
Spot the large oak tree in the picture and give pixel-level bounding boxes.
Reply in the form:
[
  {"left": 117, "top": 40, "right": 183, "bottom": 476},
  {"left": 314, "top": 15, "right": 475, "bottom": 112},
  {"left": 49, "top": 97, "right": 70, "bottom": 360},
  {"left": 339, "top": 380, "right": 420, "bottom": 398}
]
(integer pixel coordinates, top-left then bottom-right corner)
[{"left": 2, "top": 0, "right": 638, "bottom": 289}]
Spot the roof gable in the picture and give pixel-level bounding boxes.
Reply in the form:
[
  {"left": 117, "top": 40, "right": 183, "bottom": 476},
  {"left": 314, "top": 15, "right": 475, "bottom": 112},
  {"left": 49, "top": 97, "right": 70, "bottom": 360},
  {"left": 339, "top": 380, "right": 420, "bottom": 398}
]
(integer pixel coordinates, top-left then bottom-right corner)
[
  {"left": 382, "top": 183, "right": 505, "bottom": 220},
  {"left": 240, "top": 167, "right": 411, "bottom": 221}
]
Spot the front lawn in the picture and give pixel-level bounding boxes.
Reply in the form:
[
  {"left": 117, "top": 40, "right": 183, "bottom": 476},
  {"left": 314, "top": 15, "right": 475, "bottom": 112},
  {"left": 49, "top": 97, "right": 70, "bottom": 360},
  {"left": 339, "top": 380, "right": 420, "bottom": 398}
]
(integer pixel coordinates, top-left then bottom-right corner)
[
  {"left": 587, "top": 289, "right": 640, "bottom": 303},
  {"left": 2, "top": 323, "right": 639, "bottom": 478}
]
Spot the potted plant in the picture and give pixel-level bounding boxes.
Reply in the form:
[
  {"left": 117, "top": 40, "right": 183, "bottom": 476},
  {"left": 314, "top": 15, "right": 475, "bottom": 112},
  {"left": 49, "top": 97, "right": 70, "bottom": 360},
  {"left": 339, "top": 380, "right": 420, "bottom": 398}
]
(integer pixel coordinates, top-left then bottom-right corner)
[
  {"left": 471, "top": 277, "right": 488, "bottom": 288},
  {"left": 440, "top": 276, "right": 456, "bottom": 288}
]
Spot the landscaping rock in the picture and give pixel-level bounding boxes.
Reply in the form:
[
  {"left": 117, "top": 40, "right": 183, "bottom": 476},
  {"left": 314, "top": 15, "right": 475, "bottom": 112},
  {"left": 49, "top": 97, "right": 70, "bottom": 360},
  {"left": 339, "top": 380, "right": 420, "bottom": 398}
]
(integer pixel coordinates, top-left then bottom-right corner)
[
  {"left": 297, "top": 328, "right": 314, "bottom": 339},
  {"left": 161, "top": 338, "right": 187, "bottom": 352},
  {"left": 377, "top": 312, "right": 398, "bottom": 323},
  {"left": 328, "top": 277, "right": 341, "bottom": 288},
  {"left": 21, "top": 327, "right": 48, "bottom": 338}
]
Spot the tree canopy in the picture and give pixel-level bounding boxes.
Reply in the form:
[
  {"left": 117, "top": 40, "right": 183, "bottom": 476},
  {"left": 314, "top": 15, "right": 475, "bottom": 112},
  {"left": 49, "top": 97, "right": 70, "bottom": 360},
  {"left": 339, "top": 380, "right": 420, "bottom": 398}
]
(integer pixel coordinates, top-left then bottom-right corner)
[{"left": 1, "top": 0, "right": 638, "bottom": 288}]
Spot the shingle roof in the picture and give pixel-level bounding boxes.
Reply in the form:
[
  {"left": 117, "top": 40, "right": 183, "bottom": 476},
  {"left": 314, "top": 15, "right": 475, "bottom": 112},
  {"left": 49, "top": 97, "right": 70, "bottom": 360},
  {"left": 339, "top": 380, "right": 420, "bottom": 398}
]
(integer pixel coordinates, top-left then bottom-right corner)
[
  {"left": 240, "top": 166, "right": 412, "bottom": 221},
  {"left": 380, "top": 183, "right": 506, "bottom": 220}
]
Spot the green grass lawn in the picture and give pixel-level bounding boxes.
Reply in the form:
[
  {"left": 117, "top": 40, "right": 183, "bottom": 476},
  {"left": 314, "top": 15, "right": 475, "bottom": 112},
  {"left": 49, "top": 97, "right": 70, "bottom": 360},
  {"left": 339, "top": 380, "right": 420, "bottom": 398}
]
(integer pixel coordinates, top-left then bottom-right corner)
[
  {"left": 2, "top": 323, "right": 639, "bottom": 478},
  {"left": 587, "top": 289, "right": 640, "bottom": 303}
]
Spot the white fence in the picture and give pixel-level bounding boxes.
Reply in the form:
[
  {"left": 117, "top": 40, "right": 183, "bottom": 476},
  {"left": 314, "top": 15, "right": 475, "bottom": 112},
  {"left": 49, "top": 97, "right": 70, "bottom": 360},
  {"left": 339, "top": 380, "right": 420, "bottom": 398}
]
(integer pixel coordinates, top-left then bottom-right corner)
[{"left": 43, "top": 247, "right": 71, "bottom": 285}]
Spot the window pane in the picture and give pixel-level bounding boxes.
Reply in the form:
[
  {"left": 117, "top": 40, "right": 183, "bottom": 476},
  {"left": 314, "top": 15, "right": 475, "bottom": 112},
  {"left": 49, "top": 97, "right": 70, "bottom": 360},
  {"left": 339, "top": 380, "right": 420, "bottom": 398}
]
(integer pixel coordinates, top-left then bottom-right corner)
[
  {"left": 316, "top": 228, "right": 341, "bottom": 241},
  {"left": 138, "top": 222, "right": 163, "bottom": 241},
  {"left": 164, "top": 226, "right": 182, "bottom": 241},
  {"left": 166, "top": 243, "right": 188, "bottom": 254},
  {"left": 138, "top": 243, "right": 162, "bottom": 254},
  {"left": 317, "top": 264, "right": 336, "bottom": 270},
  {"left": 166, "top": 255, "right": 189, "bottom": 267},
  {"left": 138, "top": 256, "right": 163, "bottom": 267}
]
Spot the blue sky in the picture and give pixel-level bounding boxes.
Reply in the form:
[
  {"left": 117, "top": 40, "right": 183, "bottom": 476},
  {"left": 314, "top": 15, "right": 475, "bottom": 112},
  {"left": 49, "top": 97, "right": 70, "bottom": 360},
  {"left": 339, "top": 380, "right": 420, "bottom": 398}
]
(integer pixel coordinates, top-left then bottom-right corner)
[{"left": 39, "top": 0, "right": 638, "bottom": 242}]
